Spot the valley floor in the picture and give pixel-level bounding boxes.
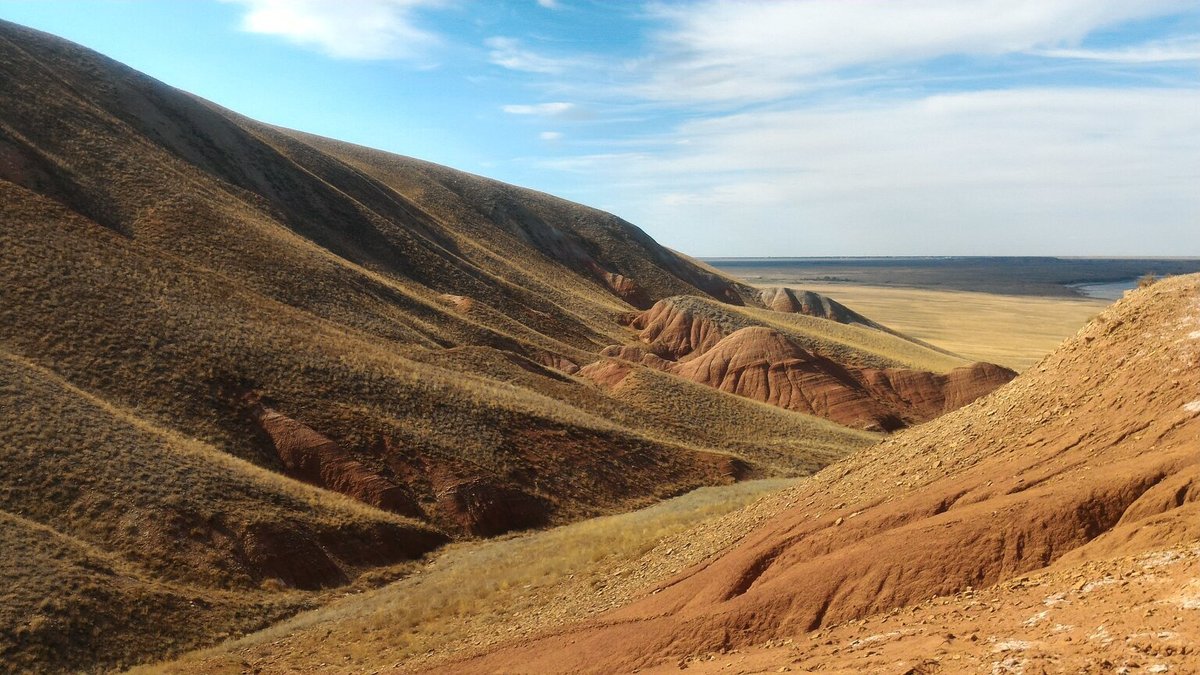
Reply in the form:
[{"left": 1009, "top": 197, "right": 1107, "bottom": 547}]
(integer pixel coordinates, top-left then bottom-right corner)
[
  {"left": 148, "top": 283, "right": 1114, "bottom": 674},
  {"left": 144, "top": 479, "right": 800, "bottom": 673}
]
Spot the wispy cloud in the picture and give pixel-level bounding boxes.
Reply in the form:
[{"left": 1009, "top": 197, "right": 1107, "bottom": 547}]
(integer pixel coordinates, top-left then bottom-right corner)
[
  {"left": 536, "top": 0, "right": 561, "bottom": 9},
  {"left": 633, "top": 0, "right": 1194, "bottom": 103},
  {"left": 1031, "top": 36, "right": 1200, "bottom": 63},
  {"left": 502, "top": 102, "right": 575, "bottom": 115},
  {"left": 539, "top": 130, "right": 564, "bottom": 141},
  {"left": 486, "top": 36, "right": 579, "bottom": 74},
  {"left": 552, "top": 88, "right": 1200, "bottom": 255},
  {"left": 224, "top": 0, "right": 448, "bottom": 60}
]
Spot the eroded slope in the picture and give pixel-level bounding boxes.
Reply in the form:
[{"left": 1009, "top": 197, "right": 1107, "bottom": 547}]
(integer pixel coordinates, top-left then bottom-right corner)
[
  {"left": 585, "top": 296, "right": 1014, "bottom": 430},
  {"left": 453, "top": 274, "right": 1200, "bottom": 673}
]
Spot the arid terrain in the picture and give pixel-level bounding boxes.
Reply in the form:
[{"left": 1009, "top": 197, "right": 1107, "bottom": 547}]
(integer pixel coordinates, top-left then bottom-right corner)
[
  {"left": 0, "top": 21, "right": 1014, "bottom": 673},
  {"left": 746, "top": 284, "right": 1110, "bottom": 371},
  {"left": 154, "top": 274, "right": 1200, "bottom": 674},
  {"left": 2, "top": 18, "right": 1197, "bottom": 675}
]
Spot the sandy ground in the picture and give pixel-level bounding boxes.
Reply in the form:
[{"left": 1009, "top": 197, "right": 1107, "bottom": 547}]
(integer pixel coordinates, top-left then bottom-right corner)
[{"left": 651, "top": 543, "right": 1200, "bottom": 674}]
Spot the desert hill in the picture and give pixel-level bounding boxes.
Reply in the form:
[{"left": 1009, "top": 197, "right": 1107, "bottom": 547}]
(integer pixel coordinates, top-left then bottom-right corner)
[
  {"left": 758, "top": 286, "right": 880, "bottom": 328},
  {"left": 1, "top": 20, "right": 1014, "bottom": 671},
  {"left": 443, "top": 273, "right": 1200, "bottom": 672},
  {"left": 585, "top": 295, "right": 1012, "bottom": 431}
]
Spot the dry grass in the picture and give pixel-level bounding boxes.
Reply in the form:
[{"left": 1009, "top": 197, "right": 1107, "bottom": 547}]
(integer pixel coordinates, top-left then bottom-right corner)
[
  {"left": 145, "top": 479, "right": 796, "bottom": 674},
  {"left": 0, "top": 349, "right": 447, "bottom": 673},
  {"left": 611, "top": 367, "right": 878, "bottom": 475},
  {"left": 0, "top": 23, "right": 889, "bottom": 672},
  {"left": 775, "top": 284, "right": 1107, "bottom": 371}
]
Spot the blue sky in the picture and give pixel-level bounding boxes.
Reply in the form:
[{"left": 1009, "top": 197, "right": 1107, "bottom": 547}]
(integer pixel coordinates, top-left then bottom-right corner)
[{"left": 2, "top": 1, "right": 1198, "bottom": 256}]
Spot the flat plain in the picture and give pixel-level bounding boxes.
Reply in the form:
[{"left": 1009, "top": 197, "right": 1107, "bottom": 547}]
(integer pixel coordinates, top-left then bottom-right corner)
[
  {"left": 700, "top": 257, "right": 1172, "bottom": 370},
  {"left": 770, "top": 283, "right": 1106, "bottom": 371}
]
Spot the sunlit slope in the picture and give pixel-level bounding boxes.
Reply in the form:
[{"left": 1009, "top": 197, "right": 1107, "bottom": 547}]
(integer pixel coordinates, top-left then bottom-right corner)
[
  {"left": 0, "top": 348, "right": 446, "bottom": 672},
  {"left": 0, "top": 17, "right": 936, "bottom": 541},
  {"left": 451, "top": 274, "right": 1200, "bottom": 673}
]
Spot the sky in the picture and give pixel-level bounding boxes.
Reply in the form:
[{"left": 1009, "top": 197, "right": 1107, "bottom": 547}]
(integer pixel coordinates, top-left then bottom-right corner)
[{"left": 2, "top": 0, "right": 1198, "bottom": 256}]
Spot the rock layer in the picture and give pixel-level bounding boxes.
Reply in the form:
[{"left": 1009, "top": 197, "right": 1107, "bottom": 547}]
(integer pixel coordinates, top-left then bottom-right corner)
[{"left": 249, "top": 402, "right": 424, "bottom": 518}]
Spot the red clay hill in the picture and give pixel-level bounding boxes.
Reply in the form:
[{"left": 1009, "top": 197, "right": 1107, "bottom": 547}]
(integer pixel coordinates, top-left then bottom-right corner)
[{"left": 584, "top": 295, "right": 1013, "bottom": 431}]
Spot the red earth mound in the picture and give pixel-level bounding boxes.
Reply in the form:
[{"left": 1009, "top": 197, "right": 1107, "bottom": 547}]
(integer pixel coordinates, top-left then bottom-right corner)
[
  {"left": 587, "top": 301, "right": 1014, "bottom": 430},
  {"left": 445, "top": 274, "right": 1200, "bottom": 673},
  {"left": 758, "top": 286, "right": 878, "bottom": 327}
]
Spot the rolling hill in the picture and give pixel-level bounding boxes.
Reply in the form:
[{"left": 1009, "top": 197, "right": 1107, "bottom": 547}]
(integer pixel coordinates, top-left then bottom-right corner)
[
  {"left": 439, "top": 274, "right": 1200, "bottom": 673},
  {"left": 0, "top": 19, "right": 1014, "bottom": 671}
]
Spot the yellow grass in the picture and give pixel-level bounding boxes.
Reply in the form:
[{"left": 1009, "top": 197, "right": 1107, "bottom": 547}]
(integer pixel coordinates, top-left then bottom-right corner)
[
  {"left": 144, "top": 479, "right": 796, "bottom": 674},
  {"left": 787, "top": 284, "right": 1107, "bottom": 371}
]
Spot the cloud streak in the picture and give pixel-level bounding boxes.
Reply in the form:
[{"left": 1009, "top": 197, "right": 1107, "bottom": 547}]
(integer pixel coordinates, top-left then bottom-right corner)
[
  {"left": 502, "top": 102, "right": 575, "bottom": 115},
  {"left": 634, "top": 0, "right": 1194, "bottom": 102},
  {"left": 1031, "top": 36, "right": 1200, "bottom": 63},
  {"left": 224, "top": 0, "right": 446, "bottom": 60},
  {"left": 486, "top": 36, "right": 579, "bottom": 74},
  {"left": 557, "top": 88, "right": 1200, "bottom": 255}
]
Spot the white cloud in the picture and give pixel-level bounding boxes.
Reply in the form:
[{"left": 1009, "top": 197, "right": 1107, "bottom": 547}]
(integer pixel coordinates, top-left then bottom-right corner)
[
  {"left": 636, "top": 0, "right": 1195, "bottom": 102},
  {"left": 551, "top": 88, "right": 1200, "bottom": 255},
  {"left": 502, "top": 102, "right": 575, "bottom": 116},
  {"left": 539, "top": 131, "right": 564, "bottom": 141},
  {"left": 1031, "top": 36, "right": 1200, "bottom": 63},
  {"left": 536, "top": 0, "right": 560, "bottom": 8},
  {"left": 486, "top": 37, "right": 576, "bottom": 74},
  {"left": 224, "top": 0, "right": 446, "bottom": 60}
]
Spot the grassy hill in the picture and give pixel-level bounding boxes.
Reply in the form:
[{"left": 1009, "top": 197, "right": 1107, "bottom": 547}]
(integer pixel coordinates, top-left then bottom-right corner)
[{"left": 0, "top": 19, "right": 1012, "bottom": 671}]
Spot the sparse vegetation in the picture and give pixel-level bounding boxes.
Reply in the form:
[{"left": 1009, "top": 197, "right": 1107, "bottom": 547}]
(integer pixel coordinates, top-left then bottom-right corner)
[
  {"left": 0, "top": 23, "right": 896, "bottom": 672},
  {"left": 146, "top": 479, "right": 797, "bottom": 673},
  {"left": 777, "top": 283, "right": 1108, "bottom": 371}
]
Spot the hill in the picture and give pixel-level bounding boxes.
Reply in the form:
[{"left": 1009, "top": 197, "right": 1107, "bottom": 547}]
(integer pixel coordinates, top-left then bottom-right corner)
[
  {"left": 584, "top": 295, "right": 1012, "bottom": 431},
  {"left": 0, "top": 19, "right": 1013, "bottom": 671},
  {"left": 440, "top": 273, "right": 1200, "bottom": 672}
]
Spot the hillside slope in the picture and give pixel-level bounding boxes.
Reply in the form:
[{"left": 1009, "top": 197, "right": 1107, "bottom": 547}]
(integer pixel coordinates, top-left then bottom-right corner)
[
  {"left": 1, "top": 20, "right": 1013, "bottom": 672},
  {"left": 0, "top": 348, "right": 446, "bottom": 672},
  {"left": 0, "top": 17, "right": 1009, "bottom": 539},
  {"left": 0, "top": 17, "right": 806, "bottom": 540},
  {"left": 450, "top": 274, "right": 1200, "bottom": 672}
]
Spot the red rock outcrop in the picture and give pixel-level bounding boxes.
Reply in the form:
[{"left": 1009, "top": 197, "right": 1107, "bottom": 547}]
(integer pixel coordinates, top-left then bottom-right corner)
[
  {"left": 672, "top": 328, "right": 1011, "bottom": 430},
  {"left": 670, "top": 327, "right": 903, "bottom": 430},
  {"left": 629, "top": 298, "right": 731, "bottom": 360},
  {"left": 586, "top": 260, "right": 653, "bottom": 309},
  {"left": 588, "top": 304, "right": 1014, "bottom": 430},
  {"left": 248, "top": 403, "right": 424, "bottom": 518}
]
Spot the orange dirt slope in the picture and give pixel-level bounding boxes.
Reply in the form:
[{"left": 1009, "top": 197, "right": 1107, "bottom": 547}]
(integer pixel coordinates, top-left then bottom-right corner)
[{"left": 447, "top": 274, "right": 1200, "bottom": 673}]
